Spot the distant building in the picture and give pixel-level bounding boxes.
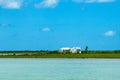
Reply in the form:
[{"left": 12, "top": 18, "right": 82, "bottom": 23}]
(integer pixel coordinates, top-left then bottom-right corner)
[
  {"left": 70, "top": 47, "right": 81, "bottom": 53},
  {"left": 61, "top": 47, "right": 71, "bottom": 53},
  {"left": 61, "top": 47, "right": 81, "bottom": 53}
]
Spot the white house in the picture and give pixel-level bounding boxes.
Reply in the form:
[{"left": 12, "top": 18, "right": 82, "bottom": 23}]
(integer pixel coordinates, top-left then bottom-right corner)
[
  {"left": 61, "top": 47, "right": 70, "bottom": 53},
  {"left": 70, "top": 47, "right": 81, "bottom": 53},
  {"left": 61, "top": 47, "right": 81, "bottom": 53}
]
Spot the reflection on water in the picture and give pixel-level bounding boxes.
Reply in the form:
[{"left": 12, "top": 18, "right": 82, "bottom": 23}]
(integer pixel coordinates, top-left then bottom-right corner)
[{"left": 0, "top": 58, "right": 120, "bottom": 80}]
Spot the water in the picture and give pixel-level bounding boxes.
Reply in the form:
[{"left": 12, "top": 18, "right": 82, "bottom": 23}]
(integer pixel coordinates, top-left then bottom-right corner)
[{"left": 0, "top": 58, "right": 120, "bottom": 80}]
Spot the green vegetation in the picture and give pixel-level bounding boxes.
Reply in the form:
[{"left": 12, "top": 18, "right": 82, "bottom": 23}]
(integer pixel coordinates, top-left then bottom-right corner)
[{"left": 0, "top": 50, "right": 120, "bottom": 58}]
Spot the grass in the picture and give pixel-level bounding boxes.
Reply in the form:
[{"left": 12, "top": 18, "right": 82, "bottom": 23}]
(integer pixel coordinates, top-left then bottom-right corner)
[{"left": 0, "top": 52, "right": 120, "bottom": 58}]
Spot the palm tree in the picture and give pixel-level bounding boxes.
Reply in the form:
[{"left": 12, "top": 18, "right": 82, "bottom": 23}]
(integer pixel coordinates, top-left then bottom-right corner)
[{"left": 85, "top": 46, "right": 88, "bottom": 53}]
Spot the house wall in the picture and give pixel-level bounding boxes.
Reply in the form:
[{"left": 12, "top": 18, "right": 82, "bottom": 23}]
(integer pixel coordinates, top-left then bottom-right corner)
[{"left": 61, "top": 47, "right": 81, "bottom": 53}]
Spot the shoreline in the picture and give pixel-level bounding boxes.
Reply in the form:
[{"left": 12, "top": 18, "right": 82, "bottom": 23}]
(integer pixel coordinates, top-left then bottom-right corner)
[{"left": 0, "top": 53, "right": 120, "bottom": 58}]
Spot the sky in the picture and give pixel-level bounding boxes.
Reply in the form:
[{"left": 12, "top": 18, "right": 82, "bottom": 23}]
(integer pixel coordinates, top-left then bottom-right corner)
[{"left": 0, "top": 0, "right": 120, "bottom": 51}]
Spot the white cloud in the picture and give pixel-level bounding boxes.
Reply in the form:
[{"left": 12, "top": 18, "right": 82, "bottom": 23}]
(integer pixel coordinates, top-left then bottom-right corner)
[
  {"left": 0, "top": 0, "right": 23, "bottom": 9},
  {"left": 97, "top": 0, "right": 115, "bottom": 3},
  {"left": 0, "top": 23, "right": 8, "bottom": 27},
  {"left": 42, "top": 27, "right": 51, "bottom": 32},
  {"left": 72, "top": 0, "right": 115, "bottom": 3},
  {"left": 0, "top": 23, "right": 12, "bottom": 27},
  {"left": 72, "top": 0, "right": 83, "bottom": 3},
  {"left": 86, "top": 0, "right": 97, "bottom": 3},
  {"left": 35, "top": 0, "right": 59, "bottom": 8},
  {"left": 104, "top": 30, "right": 116, "bottom": 37}
]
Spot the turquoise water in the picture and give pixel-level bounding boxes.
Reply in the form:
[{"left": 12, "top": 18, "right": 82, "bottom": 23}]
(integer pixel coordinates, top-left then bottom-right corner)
[{"left": 0, "top": 59, "right": 120, "bottom": 80}]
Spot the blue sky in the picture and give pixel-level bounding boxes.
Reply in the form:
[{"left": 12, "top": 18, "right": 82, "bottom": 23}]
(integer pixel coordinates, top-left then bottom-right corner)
[{"left": 0, "top": 0, "right": 120, "bottom": 50}]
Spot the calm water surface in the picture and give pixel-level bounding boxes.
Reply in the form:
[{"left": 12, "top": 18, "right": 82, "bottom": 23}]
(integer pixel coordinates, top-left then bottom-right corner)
[{"left": 0, "top": 58, "right": 120, "bottom": 80}]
